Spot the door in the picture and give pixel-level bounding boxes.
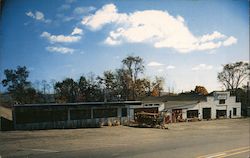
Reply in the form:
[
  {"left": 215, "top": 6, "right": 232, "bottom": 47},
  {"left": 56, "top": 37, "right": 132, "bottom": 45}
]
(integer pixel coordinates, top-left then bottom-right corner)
[
  {"left": 203, "top": 108, "right": 211, "bottom": 119},
  {"left": 216, "top": 110, "right": 226, "bottom": 118}
]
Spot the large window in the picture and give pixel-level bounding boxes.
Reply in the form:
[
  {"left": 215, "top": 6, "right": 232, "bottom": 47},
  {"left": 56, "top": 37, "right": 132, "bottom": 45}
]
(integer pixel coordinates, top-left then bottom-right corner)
[
  {"left": 15, "top": 107, "right": 68, "bottom": 124},
  {"left": 219, "top": 99, "right": 225, "bottom": 104},
  {"left": 122, "top": 108, "right": 127, "bottom": 117},
  {"left": 233, "top": 108, "right": 237, "bottom": 116},
  {"left": 70, "top": 109, "right": 91, "bottom": 120},
  {"left": 93, "top": 108, "right": 117, "bottom": 118}
]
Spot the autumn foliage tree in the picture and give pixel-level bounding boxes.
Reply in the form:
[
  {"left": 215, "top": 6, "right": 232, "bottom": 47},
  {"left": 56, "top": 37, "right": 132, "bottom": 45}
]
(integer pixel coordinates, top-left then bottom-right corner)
[
  {"left": 151, "top": 77, "right": 164, "bottom": 97},
  {"left": 194, "top": 86, "right": 208, "bottom": 95}
]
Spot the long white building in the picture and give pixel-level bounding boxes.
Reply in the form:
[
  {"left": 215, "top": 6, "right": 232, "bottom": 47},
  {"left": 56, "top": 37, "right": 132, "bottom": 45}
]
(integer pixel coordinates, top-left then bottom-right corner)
[{"left": 164, "top": 91, "right": 241, "bottom": 122}]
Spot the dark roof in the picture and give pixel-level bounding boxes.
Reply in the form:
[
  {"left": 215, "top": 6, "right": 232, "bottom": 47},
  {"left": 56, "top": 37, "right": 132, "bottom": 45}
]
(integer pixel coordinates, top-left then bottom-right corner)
[
  {"left": 14, "top": 101, "right": 142, "bottom": 107},
  {"left": 141, "top": 96, "right": 168, "bottom": 102},
  {"left": 164, "top": 93, "right": 206, "bottom": 101},
  {"left": 141, "top": 93, "right": 206, "bottom": 102}
]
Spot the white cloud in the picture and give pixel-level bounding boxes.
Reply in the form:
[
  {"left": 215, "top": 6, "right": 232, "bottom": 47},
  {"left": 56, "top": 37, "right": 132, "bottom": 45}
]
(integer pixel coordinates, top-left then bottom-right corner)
[
  {"left": 200, "top": 31, "right": 226, "bottom": 43},
  {"left": 41, "top": 31, "right": 81, "bottom": 43},
  {"left": 166, "top": 65, "right": 175, "bottom": 69},
  {"left": 192, "top": 64, "right": 213, "bottom": 71},
  {"left": 82, "top": 3, "right": 237, "bottom": 53},
  {"left": 46, "top": 46, "right": 75, "bottom": 54},
  {"left": 26, "top": 11, "right": 51, "bottom": 23},
  {"left": 223, "top": 36, "right": 237, "bottom": 46},
  {"left": 71, "top": 27, "right": 83, "bottom": 35},
  {"left": 147, "top": 61, "right": 164, "bottom": 67},
  {"left": 73, "top": 6, "right": 96, "bottom": 14},
  {"left": 104, "top": 36, "right": 122, "bottom": 45},
  {"left": 82, "top": 4, "right": 128, "bottom": 30}
]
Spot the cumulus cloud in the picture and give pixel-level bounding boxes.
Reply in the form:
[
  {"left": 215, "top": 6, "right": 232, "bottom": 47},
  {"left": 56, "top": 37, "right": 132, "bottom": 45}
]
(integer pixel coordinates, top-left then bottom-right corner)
[
  {"left": 192, "top": 64, "right": 213, "bottom": 71},
  {"left": 82, "top": 4, "right": 128, "bottom": 30},
  {"left": 46, "top": 46, "right": 75, "bottom": 54},
  {"left": 71, "top": 27, "right": 83, "bottom": 35},
  {"left": 41, "top": 31, "right": 81, "bottom": 43},
  {"left": 166, "top": 65, "right": 175, "bottom": 69},
  {"left": 147, "top": 61, "right": 164, "bottom": 67},
  {"left": 82, "top": 3, "right": 237, "bottom": 53},
  {"left": 223, "top": 36, "right": 237, "bottom": 46},
  {"left": 26, "top": 11, "right": 51, "bottom": 23},
  {"left": 200, "top": 31, "right": 226, "bottom": 43}
]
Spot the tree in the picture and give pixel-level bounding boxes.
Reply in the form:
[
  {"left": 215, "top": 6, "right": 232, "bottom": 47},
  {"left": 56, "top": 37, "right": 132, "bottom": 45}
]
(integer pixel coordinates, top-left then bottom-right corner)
[
  {"left": 98, "top": 71, "right": 117, "bottom": 101},
  {"left": 122, "top": 56, "right": 144, "bottom": 100},
  {"left": 233, "top": 85, "right": 250, "bottom": 116},
  {"left": 1, "top": 66, "right": 38, "bottom": 103},
  {"left": 194, "top": 85, "right": 208, "bottom": 95},
  {"left": 135, "top": 78, "right": 151, "bottom": 98},
  {"left": 151, "top": 77, "right": 164, "bottom": 97},
  {"left": 114, "top": 68, "right": 131, "bottom": 100},
  {"left": 54, "top": 78, "right": 78, "bottom": 103},
  {"left": 218, "top": 61, "right": 250, "bottom": 90},
  {"left": 78, "top": 76, "right": 88, "bottom": 102},
  {"left": 77, "top": 74, "right": 103, "bottom": 102}
]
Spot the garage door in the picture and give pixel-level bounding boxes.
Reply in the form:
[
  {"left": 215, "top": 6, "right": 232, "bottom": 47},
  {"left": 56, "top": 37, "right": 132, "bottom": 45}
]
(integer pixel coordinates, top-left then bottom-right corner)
[
  {"left": 216, "top": 110, "right": 226, "bottom": 118},
  {"left": 187, "top": 110, "right": 199, "bottom": 118},
  {"left": 203, "top": 108, "right": 211, "bottom": 120}
]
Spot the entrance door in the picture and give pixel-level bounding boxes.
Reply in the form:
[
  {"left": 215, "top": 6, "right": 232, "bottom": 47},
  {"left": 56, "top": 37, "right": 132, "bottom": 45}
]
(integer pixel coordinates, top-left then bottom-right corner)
[{"left": 203, "top": 108, "right": 211, "bottom": 119}]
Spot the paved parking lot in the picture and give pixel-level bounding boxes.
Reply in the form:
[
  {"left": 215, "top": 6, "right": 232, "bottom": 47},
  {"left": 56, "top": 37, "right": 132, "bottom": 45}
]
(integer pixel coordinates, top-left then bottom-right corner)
[{"left": 0, "top": 118, "right": 249, "bottom": 158}]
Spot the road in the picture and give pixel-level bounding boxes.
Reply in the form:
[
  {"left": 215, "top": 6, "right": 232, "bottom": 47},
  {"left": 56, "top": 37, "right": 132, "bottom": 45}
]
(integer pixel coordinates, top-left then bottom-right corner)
[{"left": 0, "top": 118, "right": 249, "bottom": 158}]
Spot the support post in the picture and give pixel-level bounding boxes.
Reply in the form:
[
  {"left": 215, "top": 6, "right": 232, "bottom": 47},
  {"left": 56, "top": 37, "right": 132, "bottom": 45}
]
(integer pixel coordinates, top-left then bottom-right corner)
[
  {"left": 12, "top": 107, "right": 16, "bottom": 130},
  {"left": 91, "top": 108, "right": 94, "bottom": 119},
  {"left": 67, "top": 108, "right": 70, "bottom": 121}
]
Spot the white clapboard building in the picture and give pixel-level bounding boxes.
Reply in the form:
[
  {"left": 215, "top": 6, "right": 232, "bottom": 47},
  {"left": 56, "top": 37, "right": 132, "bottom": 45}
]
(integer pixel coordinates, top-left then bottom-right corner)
[{"left": 163, "top": 91, "right": 241, "bottom": 122}]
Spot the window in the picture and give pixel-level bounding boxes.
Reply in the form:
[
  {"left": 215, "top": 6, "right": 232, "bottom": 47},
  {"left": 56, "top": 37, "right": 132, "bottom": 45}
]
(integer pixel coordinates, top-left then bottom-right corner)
[
  {"left": 70, "top": 109, "right": 91, "bottom": 120},
  {"left": 93, "top": 108, "right": 118, "bottom": 118},
  {"left": 187, "top": 110, "right": 199, "bottom": 118},
  {"left": 15, "top": 108, "right": 68, "bottom": 124},
  {"left": 233, "top": 108, "right": 237, "bottom": 116},
  {"left": 219, "top": 99, "right": 225, "bottom": 104},
  {"left": 122, "top": 108, "right": 127, "bottom": 117}
]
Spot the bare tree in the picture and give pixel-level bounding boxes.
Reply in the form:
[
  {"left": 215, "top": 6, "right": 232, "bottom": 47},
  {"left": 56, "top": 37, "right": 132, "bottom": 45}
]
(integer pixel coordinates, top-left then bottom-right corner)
[{"left": 218, "top": 61, "right": 249, "bottom": 90}]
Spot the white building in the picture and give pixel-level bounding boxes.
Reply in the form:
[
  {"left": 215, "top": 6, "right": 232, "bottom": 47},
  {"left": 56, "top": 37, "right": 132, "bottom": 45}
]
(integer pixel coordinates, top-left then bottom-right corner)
[{"left": 164, "top": 91, "right": 241, "bottom": 122}]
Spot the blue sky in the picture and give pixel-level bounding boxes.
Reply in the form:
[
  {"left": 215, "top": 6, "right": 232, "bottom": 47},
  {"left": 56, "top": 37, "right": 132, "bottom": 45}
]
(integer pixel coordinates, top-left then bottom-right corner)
[{"left": 0, "top": 0, "right": 249, "bottom": 92}]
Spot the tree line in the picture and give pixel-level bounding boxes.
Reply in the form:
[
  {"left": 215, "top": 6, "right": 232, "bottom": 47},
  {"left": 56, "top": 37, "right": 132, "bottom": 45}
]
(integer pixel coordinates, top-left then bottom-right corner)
[{"left": 1, "top": 55, "right": 165, "bottom": 104}]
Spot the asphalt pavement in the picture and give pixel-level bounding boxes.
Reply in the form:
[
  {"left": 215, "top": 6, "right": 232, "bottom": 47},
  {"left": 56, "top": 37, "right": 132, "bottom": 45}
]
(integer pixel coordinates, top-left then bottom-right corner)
[{"left": 0, "top": 118, "right": 249, "bottom": 158}]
